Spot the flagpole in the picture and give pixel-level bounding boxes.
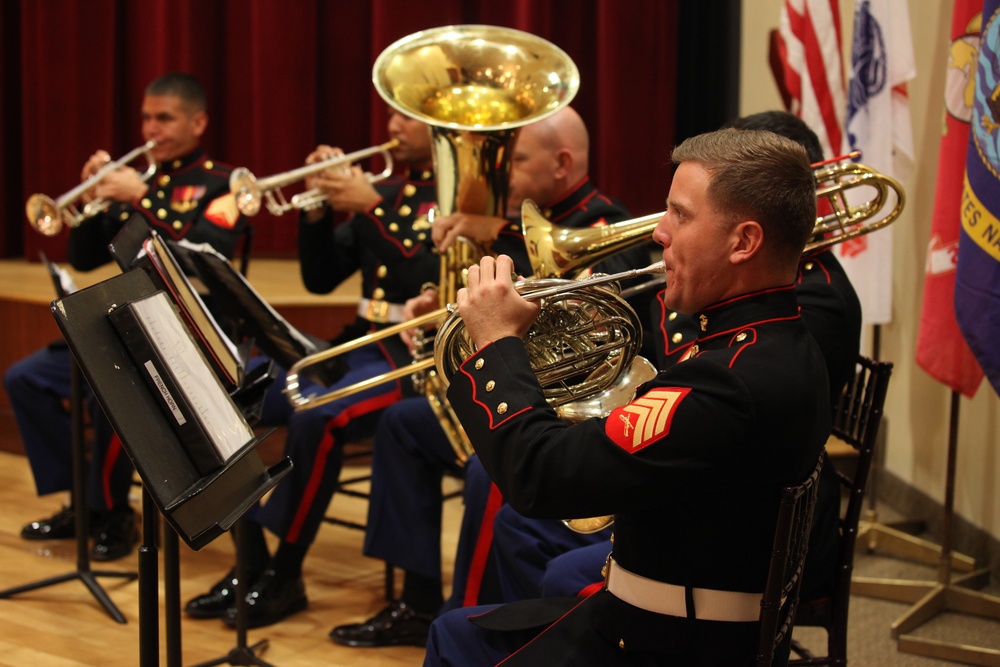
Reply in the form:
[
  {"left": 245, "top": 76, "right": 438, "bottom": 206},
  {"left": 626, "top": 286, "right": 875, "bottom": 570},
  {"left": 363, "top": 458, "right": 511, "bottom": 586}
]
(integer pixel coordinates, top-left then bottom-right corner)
[
  {"left": 854, "top": 325, "right": 977, "bottom": 573},
  {"left": 854, "top": 392, "right": 1000, "bottom": 665}
]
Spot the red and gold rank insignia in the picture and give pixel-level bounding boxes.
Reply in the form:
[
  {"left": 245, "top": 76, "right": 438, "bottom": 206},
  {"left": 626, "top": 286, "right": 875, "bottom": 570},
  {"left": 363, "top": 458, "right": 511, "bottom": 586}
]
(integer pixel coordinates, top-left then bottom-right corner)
[
  {"left": 170, "top": 185, "right": 206, "bottom": 214},
  {"left": 605, "top": 387, "right": 690, "bottom": 453},
  {"left": 204, "top": 194, "right": 241, "bottom": 229}
]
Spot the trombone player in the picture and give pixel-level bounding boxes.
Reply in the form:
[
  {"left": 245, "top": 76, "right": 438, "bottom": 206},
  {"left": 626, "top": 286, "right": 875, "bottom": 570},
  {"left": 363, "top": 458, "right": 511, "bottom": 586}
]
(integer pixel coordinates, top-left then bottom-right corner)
[
  {"left": 184, "top": 109, "right": 443, "bottom": 629},
  {"left": 7, "top": 72, "right": 249, "bottom": 562}
]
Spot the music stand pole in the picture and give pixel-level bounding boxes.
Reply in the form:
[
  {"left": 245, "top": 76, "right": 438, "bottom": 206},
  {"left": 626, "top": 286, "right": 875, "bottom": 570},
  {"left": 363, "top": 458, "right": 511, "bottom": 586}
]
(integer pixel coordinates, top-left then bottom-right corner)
[
  {"left": 0, "top": 353, "right": 137, "bottom": 621},
  {"left": 190, "top": 517, "right": 273, "bottom": 667}
]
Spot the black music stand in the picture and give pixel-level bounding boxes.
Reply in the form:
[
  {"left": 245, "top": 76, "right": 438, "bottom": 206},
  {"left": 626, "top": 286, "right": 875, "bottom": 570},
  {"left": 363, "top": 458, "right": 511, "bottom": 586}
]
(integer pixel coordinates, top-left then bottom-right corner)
[
  {"left": 51, "top": 269, "right": 291, "bottom": 667},
  {"left": 0, "top": 259, "right": 138, "bottom": 622}
]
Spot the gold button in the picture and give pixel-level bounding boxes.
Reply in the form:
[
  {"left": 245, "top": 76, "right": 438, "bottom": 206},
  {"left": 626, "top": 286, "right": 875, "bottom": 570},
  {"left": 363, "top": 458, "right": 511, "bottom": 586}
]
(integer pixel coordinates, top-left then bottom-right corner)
[
  {"left": 403, "top": 184, "right": 417, "bottom": 196},
  {"left": 172, "top": 159, "right": 182, "bottom": 169},
  {"left": 497, "top": 402, "right": 508, "bottom": 415},
  {"left": 700, "top": 314, "right": 708, "bottom": 331},
  {"left": 403, "top": 238, "right": 412, "bottom": 247},
  {"left": 376, "top": 265, "right": 388, "bottom": 278},
  {"left": 388, "top": 222, "right": 399, "bottom": 232},
  {"left": 374, "top": 207, "right": 384, "bottom": 216},
  {"left": 398, "top": 204, "right": 412, "bottom": 217},
  {"left": 804, "top": 261, "right": 814, "bottom": 271},
  {"left": 157, "top": 209, "right": 167, "bottom": 219},
  {"left": 668, "top": 311, "right": 678, "bottom": 321},
  {"left": 736, "top": 332, "right": 748, "bottom": 342},
  {"left": 511, "top": 224, "right": 519, "bottom": 232},
  {"left": 373, "top": 287, "right": 385, "bottom": 300},
  {"left": 119, "top": 211, "right": 129, "bottom": 221},
  {"left": 172, "top": 221, "right": 182, "bottom": 230},
  {"left": 619, "top": 639, "right": 625, "bottom": 650},
  {"left": 159, "top": 174, "right": 171, "bottom": 186},
  {"left": 418, "top": 233, "right": 427, "bottom": 241},
  {"left": 204, "top": 160, "right": 213, "bottom": 169},
  {"left": 141, "top": 198, "right": 152, "bottom": 208},
  {"left": 157, "top": 190, "right": 165, "bottom": 199},
  {"left": 671, "top": 332, "right": 683, "bottom": 344},
  {"left": 475, "top": 359, "right": 485, "bottom": 370},
  {"left": 485, "top": 380, "right": 495, "bottom": 392},
  {"left": 422, "top": 170, "right": 432, "bottom": 180}
]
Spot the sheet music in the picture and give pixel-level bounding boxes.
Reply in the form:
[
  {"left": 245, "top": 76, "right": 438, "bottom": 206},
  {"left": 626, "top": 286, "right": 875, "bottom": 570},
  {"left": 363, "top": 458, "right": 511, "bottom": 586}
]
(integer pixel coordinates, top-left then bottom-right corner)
[{"left": 130, "top": 292, "right": 254, "bottom": 461}]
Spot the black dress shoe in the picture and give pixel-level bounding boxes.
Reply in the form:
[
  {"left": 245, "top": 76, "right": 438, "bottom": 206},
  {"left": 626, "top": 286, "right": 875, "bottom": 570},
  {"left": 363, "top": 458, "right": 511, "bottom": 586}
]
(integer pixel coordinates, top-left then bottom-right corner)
[
  {"left": 223, "top": 569, "right": 307, "bottom": 629},
  {"left": 91, "top": 507, "right": 139, "bottom": 561},
  {"left": 184, "top": 568, "right": 247, "bottom": 619},
  {"left": 329, "top": 600, "right": 434, "bottom": 647},
  {"left": 21, "top": 506, "right": 76, "bottom": 540}
]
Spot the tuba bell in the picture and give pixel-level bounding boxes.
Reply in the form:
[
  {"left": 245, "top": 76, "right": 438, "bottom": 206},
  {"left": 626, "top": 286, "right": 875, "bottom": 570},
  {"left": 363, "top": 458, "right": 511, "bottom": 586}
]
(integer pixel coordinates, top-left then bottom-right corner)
[{"left": 371, "top": 25, "right": 581, "bottom": 462}]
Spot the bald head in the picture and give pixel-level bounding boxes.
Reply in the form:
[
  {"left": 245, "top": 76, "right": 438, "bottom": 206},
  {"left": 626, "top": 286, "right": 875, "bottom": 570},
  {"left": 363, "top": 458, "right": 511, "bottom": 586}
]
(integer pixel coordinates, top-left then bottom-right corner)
[{"left": 507, "top": 106, "right": 590, "bottom": 211}]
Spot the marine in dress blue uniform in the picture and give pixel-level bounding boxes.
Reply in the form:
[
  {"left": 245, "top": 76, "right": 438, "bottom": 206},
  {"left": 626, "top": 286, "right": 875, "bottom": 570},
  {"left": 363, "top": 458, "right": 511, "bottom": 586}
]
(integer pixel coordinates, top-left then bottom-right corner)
[
  {"left": 6, "top": 74, "right": 247, "bottom": 560},
  {"left": 339, "top": 176, "right": 650, "bottom": 641},
  {"left": 425, "top": 127, "right": 829, "bottom": 666},
  {"left": 540, "top": 247, "right": 862, "bottom": 602}
]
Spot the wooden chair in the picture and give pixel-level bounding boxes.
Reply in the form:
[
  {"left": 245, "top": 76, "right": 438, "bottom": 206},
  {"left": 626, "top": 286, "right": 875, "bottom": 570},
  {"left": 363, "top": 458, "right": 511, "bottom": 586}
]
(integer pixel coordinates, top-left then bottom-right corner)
[
  {"left": 788, "top": 356, "right": 894, "bottom": 666},
  {"left": 756, "top": 454, "right": 824, "bottom": 667}
]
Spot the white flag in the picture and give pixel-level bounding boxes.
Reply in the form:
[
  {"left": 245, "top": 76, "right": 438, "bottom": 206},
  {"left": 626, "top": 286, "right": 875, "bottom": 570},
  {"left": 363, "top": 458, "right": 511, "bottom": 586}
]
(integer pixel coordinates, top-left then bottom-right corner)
[{"left": 841, "top": 0, "right": 916, "bottom": 325}]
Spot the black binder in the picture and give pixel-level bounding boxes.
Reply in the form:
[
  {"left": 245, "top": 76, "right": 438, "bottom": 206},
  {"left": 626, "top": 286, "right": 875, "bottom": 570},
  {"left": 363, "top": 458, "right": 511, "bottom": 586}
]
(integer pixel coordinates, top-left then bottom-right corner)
[{"left": 51, "top": 269, "right": 291, "bottom": 550}]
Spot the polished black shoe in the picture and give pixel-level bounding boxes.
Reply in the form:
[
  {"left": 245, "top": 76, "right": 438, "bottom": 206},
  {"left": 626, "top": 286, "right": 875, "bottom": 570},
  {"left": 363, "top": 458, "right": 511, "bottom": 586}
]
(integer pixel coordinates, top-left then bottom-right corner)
[
  {"left": 21, "top": 505, "right": 77, "bottom": 540},
  {"left": 184, "top": 568, "right": 246, "bottom": 619},
  {"left": 329, "top": 600, "right": 434, "bottom": 647},
  {"left": 91, "top": 507, "right": 139, "bottom": 561},
  {"left": 223, "top": 569, "right": 307, "bottom": 629}
]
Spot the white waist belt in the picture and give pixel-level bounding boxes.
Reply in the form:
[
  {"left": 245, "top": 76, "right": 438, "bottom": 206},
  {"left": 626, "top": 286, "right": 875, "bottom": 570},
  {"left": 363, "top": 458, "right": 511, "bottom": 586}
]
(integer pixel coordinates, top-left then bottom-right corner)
[
  {"left": 604, "top": 557, "right": 762, "bottom": 622},
  {"left": 357, "top": 298, "right": 407, "bottom": 324}
]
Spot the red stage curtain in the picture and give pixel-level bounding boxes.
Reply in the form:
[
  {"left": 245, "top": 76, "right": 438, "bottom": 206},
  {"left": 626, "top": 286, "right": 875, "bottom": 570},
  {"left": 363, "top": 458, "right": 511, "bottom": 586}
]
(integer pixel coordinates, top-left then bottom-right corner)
[{"left": 1, "top": 0, "right": 679, "bottom": 262}]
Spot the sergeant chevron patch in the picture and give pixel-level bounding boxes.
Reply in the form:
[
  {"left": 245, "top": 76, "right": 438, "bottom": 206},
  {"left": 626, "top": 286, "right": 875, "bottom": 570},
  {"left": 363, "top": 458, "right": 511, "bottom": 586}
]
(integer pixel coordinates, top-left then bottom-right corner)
[{"left": 605, "top": 387, "right": 690, "bottom": 453}]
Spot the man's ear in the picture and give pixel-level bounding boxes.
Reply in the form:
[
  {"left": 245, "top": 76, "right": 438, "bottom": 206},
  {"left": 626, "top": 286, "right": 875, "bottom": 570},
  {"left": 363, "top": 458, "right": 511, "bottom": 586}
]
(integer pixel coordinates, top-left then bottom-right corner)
[
  {"left": 191, "top": 111, "right": 208, "bottom": 138},
  {"left": 730, "top": 220, "right": 764, "bottom": 264},
  {"left": 554, "top": 148, "right": 572, "bottom": 180}
]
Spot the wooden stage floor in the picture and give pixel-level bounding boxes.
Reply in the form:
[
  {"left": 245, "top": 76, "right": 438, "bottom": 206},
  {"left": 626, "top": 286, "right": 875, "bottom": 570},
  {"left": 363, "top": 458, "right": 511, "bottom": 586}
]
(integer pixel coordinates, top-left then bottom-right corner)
[{"left": 0, "top": 448, "right": 462, "bottom": 667}]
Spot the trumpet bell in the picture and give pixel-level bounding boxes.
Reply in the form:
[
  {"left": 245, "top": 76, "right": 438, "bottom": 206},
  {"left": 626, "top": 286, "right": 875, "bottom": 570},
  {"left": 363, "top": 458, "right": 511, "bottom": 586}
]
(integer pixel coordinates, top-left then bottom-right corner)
[
  {"left": 230, "top": 167, "right": 263, "bottom": 217},
  {"left": 25, "top": 194, "right": 63, "bottom": 237}
]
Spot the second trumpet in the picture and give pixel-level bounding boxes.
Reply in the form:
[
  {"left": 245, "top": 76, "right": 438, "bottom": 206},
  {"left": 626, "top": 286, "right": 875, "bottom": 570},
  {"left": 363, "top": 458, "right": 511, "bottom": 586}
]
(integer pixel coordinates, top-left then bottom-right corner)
[{"left": 230, "top": 140, "right": 399, "bottom": 217}]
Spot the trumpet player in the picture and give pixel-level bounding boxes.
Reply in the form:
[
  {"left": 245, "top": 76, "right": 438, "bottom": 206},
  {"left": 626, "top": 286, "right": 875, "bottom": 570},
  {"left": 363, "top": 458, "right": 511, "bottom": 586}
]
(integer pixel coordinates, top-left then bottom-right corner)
[
  {"left": 6, "top": 72, "right": 248, "bottom": 562},
  {"left": 184, "top": 110, "right": 443, "bottom": 629}
]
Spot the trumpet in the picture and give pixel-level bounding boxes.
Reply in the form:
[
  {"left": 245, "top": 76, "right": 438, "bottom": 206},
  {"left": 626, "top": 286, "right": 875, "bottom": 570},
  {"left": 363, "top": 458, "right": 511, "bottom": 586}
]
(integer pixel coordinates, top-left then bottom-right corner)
[
  {"left": 25, "top": 140, "right": 158, "bottom": 237},
  {"left": 230, "top": 140, "right": 399, "bottom": 217}
]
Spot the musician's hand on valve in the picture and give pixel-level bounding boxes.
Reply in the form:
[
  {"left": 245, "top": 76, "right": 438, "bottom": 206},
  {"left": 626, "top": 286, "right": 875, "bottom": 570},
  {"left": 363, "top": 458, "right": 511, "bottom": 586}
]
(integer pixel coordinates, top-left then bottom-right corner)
[
  {"left": 457, "top": 254, "right": 539, "bottom": 348},
  {"left": 432, "top": 212, "right": 508, "bottom": 252},
  {"left": 93, "top": 166, "right": 148, "bottom": 203},
  {"left": 303, "top": 145, "right": 341, "bottom": 222},
  {"left": 401, "top": 288, "right": 439, "bottom": 353},
  {"left": 79, "top": 150, "right": 112, "bottom": 203}
]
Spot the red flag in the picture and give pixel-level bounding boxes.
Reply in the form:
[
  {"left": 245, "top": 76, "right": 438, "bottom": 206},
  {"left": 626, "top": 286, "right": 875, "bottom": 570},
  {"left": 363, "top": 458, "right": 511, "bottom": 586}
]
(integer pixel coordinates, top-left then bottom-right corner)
[
  {"left": 774, "top": 0, "right": 849, "bottom": 158},
  {"left": 915, "top": 0, "right": 985, "bottom": 397}
]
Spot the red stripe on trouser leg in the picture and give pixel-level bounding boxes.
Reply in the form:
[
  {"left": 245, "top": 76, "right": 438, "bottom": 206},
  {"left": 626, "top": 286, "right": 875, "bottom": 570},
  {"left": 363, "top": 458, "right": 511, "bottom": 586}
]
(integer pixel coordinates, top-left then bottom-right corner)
[
  {"left": 463, "top": 482, "right": 504, "bottom": 607},
  {"left": 284, "top": 389, "right": 400, "bottom": 543}
]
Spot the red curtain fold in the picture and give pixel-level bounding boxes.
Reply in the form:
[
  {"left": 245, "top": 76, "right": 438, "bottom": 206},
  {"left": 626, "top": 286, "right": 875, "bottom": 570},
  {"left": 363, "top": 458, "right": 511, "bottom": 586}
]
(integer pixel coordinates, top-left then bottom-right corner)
[{"left": 3, "top": 0, "right": 680, "bottom": 262}]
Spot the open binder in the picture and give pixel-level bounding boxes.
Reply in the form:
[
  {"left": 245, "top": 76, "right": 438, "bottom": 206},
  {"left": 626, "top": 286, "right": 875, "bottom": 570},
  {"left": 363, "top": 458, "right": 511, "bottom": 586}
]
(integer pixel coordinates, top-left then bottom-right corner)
[{"left": 51, "top": 268, "right": 291, "bottom": 551}]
